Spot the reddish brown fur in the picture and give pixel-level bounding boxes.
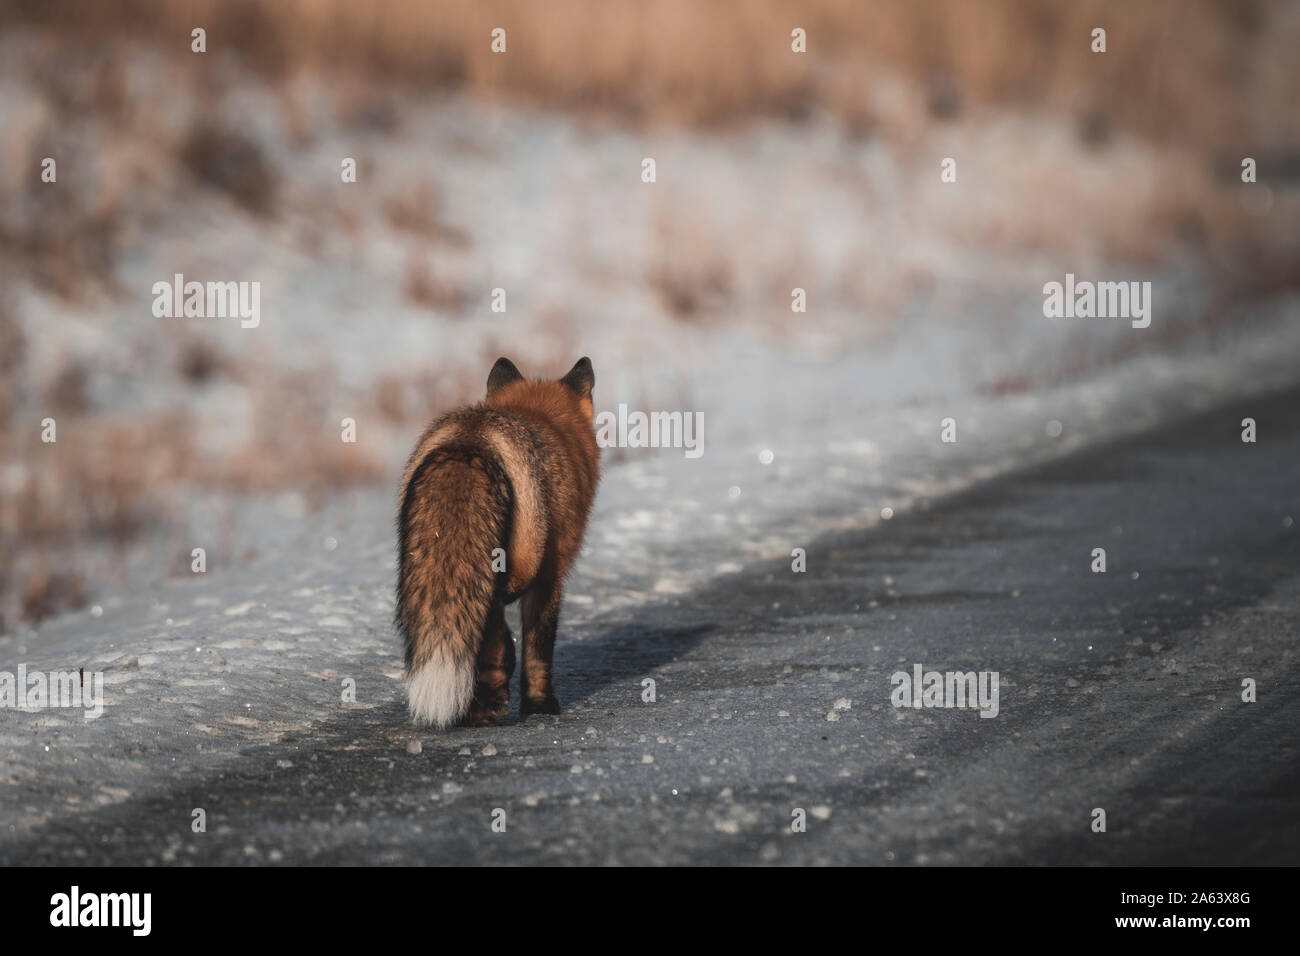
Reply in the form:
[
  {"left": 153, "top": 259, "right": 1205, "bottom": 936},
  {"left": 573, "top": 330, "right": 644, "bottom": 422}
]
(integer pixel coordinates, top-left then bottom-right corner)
[{"left": 396, "top": 357, "right": 600, "bottom": 727}]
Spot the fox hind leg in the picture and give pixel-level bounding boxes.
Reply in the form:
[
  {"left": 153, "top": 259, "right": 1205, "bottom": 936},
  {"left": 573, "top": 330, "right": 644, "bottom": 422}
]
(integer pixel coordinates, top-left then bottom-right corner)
[
  {"left": 520, "top": 578, "right": 562, "bottom": 718},
  {"left": 464, "top": 599, "right": 514, "bottom": 726}
]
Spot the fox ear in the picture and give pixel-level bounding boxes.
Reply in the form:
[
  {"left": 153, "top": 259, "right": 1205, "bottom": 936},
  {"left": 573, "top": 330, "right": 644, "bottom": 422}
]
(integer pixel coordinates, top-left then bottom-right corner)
[
  {"left": 487, "top": 357, "right": 524, "bottom": 395},
  {"left": 560, "top": 357, "right": 594, "bottom": 398}
]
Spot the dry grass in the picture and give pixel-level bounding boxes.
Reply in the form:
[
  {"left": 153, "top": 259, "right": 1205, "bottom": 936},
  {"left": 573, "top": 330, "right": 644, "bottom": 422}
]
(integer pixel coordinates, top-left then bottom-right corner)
[
  {"left": 0, "top": 413, "right": 192, "bottom": 626},
  {"left": 1, "top": 416, "right": 196, "bottom": 549},
  {"left": 647, "top": 210, "right": 736, "bottom": 321},
  {"left": 179, "top": 122, "right": 280, "bottom": 216},
  {"left": 8, "top": 0, "right": 1297, "bottom": 155},
  {"left": 4, "top": 0, "right": 1295, "bottom": 309},
  {"left": 383, "top": 182, "right": 470, "bottom": 247},
  {"left": 0, "top": 303, "right": 24, "bottom": 423},
  {"left": 0, "top": 370, "right": 400, "bottom": 629},
  {"left": 402, "top": 249, "right": 468, "bottom": 312}
]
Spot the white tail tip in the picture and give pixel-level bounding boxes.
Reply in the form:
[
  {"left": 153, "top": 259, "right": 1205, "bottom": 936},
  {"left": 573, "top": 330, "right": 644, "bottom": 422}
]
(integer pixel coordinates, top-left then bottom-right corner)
[{"left": 406, "top": 649, "right": 474, "bottom": 728}]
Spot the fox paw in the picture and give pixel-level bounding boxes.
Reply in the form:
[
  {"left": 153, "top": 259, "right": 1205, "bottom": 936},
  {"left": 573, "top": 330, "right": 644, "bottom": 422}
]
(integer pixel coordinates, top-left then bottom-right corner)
[
  {"left": 464, "top": 686, "right": 510, "bottom": 726},
  {"left": 521, "top": 694, "right": 561, "bottom": 718}
]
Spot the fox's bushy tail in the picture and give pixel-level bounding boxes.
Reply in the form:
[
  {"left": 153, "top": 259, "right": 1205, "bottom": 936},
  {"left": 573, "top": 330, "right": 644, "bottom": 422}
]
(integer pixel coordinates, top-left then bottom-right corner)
[{"left": 396, "top": 444, "right": 511, "bottom": 728}]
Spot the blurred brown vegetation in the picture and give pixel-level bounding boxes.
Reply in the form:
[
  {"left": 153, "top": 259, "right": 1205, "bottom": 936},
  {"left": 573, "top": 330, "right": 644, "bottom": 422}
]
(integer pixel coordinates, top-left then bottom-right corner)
[
  {"left": 4, "top": 0, "right": 1296, "bottom": 313},
  {"left": 0, "top": 379, "right": 392, "bottom": 628},
  {"left": 8, "top": 0, "right": 1298, "bottom": 155}
]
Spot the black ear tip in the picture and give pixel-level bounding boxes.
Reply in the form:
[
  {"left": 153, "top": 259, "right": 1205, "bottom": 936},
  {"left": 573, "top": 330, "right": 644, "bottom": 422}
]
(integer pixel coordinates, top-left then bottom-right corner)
[
  {"left": 560, "top": 356, "right": 595, "bottom": 394},
  {"left": 487, "top": 357, "right": 525, "bottom": 394}
]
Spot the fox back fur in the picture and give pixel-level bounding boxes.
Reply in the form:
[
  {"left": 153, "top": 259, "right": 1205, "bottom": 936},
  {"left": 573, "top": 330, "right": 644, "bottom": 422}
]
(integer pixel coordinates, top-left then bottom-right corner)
[{"left": 396, "top": 357, "right": 600, "bottom": 728}]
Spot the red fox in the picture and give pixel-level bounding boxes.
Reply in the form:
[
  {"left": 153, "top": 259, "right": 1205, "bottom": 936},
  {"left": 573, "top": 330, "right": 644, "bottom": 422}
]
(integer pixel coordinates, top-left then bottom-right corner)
[{"left": 396, "top": 357, "right": 600, "bottom": 727}]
